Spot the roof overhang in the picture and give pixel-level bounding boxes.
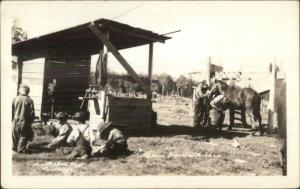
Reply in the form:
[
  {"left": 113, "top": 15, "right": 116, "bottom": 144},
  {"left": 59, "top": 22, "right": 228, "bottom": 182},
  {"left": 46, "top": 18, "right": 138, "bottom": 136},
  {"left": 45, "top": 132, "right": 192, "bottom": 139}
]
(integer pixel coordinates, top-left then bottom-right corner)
[{"left": 12, "top": 18, "right": 171, "bottom": 60}]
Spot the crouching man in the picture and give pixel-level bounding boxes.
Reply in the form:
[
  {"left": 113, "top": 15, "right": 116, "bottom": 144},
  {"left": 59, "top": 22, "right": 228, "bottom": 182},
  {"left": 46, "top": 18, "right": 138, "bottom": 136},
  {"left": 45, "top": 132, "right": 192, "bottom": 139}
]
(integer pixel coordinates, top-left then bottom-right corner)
[
  {"left": 210, "top": 94, "right": 230, "bottom": 130},
  {"left": 47, "top": 112, "right": 72, "bottom": 148},
  {"left": 91, "top": 122, "right": 128, "bottom": 157},
  {"left": 67, "top": 122, "right": 128, "bottom": 159}
]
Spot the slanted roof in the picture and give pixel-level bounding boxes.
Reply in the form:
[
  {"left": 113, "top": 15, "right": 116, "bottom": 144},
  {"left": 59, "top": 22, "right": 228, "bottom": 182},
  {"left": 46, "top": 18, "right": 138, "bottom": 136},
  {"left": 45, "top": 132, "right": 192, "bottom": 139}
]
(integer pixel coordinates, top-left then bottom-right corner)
[{"left": 12, "top": 18, "right": 171, "bottom": 60}]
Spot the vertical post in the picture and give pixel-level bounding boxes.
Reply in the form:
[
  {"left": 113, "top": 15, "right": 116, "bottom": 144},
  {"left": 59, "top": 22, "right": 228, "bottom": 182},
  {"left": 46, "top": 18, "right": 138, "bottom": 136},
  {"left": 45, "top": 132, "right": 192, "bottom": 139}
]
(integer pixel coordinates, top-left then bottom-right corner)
[
  {"left": 101, "top": 31, "right": 109, "bottom": 88},
  {"left": 17, "top": 57, "right": 23, "bottom": 95},
  {"left": 148, "top": 43, "right": 153, "bottom": 100},
  {"left": 101, "top": 31, "right": 109, "bottom": 119},
  {"left": 268, "top": 61, "right": 278, "bottom": 132},
  {"left": 207, "top": 56, "right": 211, "bottom": 86}
]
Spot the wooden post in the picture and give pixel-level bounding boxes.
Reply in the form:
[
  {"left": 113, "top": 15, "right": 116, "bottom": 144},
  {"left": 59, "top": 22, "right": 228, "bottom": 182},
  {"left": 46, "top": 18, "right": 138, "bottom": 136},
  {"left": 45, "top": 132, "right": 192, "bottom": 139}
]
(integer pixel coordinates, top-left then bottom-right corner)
[
  {"left": 89, "top": 23, "right": 151, "bottom": 97},
  {"left": 207, "top": 57, "right": 211, "bottom": 86},
  {"left": 268, "top": 61, "right": 278, "bottom": 132},
  {"left": 148, "top": 43, "right": 153, "bottom": 99},
  {"left": 17, "top": 57, "right": 23, "bottom": 95}
]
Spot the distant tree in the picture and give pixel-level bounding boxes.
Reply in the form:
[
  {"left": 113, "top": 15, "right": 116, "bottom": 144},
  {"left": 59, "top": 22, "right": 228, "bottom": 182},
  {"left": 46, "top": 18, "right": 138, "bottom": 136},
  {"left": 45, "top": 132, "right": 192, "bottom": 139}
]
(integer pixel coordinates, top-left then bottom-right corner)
[
  {"left": 157, "top": 74, "right": 174, "bottom": 96},
  {"left": 176, "top": 75, "right": 189, "bottom": 96},
  {"left": 12, "top": 18, "right": 27, "bottom": 44}
]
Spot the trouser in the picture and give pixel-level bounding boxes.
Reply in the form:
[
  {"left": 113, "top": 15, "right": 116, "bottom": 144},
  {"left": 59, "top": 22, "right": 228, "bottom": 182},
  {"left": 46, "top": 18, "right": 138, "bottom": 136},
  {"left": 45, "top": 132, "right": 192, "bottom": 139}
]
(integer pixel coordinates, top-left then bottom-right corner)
[
  {"left": 69, "top": 133, "right": 92, "bottom": 159},
  {"left": 12, "top": 118, "right": 34, "bottom": 153},
  {"left": 99, "top": 141, "right": 128, "bottom": 156},
  {"left": 109, "top": 142, "right": 128, "bottom": 154},
  {"left": 194, "top": 98, "right": 209, "bottom": 127}
]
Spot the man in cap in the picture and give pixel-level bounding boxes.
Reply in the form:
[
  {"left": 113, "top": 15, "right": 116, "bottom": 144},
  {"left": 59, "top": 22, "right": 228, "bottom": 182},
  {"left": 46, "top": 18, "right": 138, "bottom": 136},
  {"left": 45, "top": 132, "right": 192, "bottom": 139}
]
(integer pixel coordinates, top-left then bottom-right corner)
[
  {"left": 47, "top": 112, "right": 72, "bottom": 148},
  {"left": 194, "top": 80, "right": 211, "bottom": 127},
  {"left": 12, "top": 85, "right": 35, "bottom": 153}
]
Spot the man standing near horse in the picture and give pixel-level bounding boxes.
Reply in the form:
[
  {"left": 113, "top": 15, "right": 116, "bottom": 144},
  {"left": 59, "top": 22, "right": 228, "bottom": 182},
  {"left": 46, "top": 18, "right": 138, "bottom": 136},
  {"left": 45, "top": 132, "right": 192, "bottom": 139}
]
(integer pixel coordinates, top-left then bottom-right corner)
[
  {"left": 12, "top": 85, "right": 35, "bottom": 154},
  {"left": 209, "top": 80, "right": 262, "bottom": 135},
  {"left": 194, "top": 80, "right": 210, "bottom": 127}
]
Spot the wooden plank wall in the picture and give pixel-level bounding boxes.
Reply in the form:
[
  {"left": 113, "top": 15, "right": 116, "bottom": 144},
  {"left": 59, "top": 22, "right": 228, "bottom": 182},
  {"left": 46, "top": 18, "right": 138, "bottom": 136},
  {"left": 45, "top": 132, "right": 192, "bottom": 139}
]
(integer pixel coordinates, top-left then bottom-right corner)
[
  {"left": 22, "top": 58, "right": 45, "bottom": 118},
  {"left": 43, "top": 57, "right": 90, "bottom": 114},
  {"left": 107, "top": 96, "right": 152, "bottom": 130}
]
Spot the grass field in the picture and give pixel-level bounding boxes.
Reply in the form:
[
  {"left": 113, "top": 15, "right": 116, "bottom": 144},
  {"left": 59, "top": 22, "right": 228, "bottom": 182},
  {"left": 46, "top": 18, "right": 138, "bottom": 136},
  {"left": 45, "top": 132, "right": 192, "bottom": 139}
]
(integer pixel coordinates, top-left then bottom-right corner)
[{"left": 13, "top": 96, "right": 283, "bottom": 176}]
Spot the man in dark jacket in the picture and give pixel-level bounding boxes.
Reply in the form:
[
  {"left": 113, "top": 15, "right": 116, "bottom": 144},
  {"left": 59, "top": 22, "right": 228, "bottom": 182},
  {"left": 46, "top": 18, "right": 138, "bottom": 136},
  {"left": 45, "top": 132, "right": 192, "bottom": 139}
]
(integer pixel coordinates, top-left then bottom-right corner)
[{"left": 12, "top": 85, "right": 35, "bottom": 153}]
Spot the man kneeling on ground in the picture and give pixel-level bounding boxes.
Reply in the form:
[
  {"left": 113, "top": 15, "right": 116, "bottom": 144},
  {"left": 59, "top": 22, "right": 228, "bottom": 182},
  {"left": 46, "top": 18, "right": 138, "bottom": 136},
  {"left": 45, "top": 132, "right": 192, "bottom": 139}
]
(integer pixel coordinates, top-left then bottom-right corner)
[
  {"left": 47, "top": 112, "right": 72, "bottom": 148},
  {"left": 91, "top": 122, "right": 128, "bottom": 156},
  {"left": 67, "top": 122, "right": 128, "bottom": 159}
]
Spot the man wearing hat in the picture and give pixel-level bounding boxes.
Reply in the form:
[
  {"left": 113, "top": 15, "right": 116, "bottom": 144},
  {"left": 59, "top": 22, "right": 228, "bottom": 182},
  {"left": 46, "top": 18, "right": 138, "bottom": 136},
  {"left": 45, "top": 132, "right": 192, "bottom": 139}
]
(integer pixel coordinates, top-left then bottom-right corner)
[
  {"left": 12, "top": 85, "right": 35, "bottom": 153},
  {"left": 194, "top": 80, "right": 211, "bottom": 127},
  {"left": 91, "top": 122, "right": 128, "bottom": 156},
  {"left": 47, "top": 112, "right": 72, "bottom": 148}
]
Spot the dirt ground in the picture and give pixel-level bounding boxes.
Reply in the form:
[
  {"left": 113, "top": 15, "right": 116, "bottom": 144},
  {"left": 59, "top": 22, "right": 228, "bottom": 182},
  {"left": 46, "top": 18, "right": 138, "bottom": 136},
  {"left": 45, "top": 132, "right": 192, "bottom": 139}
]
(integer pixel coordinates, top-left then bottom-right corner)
[{"left": 13, "top": 96, "right": 283, "bottom": 176}]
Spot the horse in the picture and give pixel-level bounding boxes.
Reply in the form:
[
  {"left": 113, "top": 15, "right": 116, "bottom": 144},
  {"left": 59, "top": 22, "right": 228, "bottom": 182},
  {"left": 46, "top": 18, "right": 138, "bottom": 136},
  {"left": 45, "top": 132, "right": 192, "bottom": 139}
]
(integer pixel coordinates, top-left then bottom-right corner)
[{"left": 210, "top": 80, "right": 262, "bottom": 134}]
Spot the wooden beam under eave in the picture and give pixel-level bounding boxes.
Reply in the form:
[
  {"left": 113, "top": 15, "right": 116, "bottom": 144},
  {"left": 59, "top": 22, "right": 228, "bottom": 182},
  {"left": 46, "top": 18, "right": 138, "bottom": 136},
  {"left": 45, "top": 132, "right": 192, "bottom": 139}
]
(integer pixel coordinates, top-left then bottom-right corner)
[
  {"left": 99, "top": 24, "right": 166, "bottom": 43},
  {"left": 89, "top": 23, "right": 151, "bottom": 97}
]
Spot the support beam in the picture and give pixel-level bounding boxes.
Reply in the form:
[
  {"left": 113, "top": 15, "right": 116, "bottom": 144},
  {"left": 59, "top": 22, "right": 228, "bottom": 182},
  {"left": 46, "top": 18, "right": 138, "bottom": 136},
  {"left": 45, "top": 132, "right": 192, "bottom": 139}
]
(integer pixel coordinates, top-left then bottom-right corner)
[
  {"left": 148, "top": 43, "right": 153, "bottom": 99},
  {"left": 89, "top": 23, "right": 151, "bottom": 97},
  {"left": 17, "top": 57, "right": 23, "bottom": 94}
]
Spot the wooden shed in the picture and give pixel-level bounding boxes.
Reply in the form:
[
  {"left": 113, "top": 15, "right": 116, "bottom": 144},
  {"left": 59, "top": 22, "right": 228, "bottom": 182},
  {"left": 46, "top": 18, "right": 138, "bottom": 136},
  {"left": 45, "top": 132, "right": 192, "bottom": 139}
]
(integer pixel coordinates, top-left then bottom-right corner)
[{"left": 12, "top": 18, "right": 170, "bottom": 131}]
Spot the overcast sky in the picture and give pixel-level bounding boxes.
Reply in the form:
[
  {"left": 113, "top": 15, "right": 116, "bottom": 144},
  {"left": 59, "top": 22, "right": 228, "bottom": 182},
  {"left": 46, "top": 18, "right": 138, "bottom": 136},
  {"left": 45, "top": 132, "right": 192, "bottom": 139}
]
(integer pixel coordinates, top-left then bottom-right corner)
[{"left": 4, "top": 1, "right": 299, "bottom": 78}]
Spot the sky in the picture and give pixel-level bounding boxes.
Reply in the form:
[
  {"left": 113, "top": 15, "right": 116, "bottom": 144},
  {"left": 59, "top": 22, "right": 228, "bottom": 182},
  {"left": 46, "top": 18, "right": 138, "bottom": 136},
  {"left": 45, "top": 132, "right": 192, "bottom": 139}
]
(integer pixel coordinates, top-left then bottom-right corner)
[{"left": 3, "top": 1, "right": 299, "bottom": 78}]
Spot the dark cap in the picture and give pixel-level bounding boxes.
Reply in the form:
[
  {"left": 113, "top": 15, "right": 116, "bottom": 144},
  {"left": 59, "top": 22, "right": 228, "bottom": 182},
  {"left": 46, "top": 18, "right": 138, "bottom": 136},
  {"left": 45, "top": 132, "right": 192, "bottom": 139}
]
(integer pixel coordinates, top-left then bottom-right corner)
[
  {"left": 56, "top": 112, "right": 68, "bottom": 121},
  {"left": 19, "top": 84, "right": 30, "bottom": 94}
]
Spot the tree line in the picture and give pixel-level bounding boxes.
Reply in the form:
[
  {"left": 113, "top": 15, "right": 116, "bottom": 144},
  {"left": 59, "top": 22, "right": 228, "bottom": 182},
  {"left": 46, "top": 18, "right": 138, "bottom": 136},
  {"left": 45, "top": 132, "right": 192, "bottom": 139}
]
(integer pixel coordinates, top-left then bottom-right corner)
[{"left": 106, "top": 72, "right": 198, "bottom": 98}]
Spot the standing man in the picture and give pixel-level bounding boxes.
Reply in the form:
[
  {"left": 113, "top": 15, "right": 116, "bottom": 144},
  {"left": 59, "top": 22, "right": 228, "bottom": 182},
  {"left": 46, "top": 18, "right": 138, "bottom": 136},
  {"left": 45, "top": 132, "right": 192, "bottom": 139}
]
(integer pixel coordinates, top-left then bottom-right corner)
[
  {"left": 194, "top": 80, "right": 210, "bottom": 127},
  {"left": 12, "top": 85, "right": 35, "bottom": 153}
]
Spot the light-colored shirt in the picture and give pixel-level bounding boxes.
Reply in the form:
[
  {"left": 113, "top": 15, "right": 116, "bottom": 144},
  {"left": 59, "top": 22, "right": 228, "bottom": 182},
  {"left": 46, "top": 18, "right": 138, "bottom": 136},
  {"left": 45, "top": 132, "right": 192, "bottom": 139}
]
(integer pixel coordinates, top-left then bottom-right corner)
[
  {"left": 48, "top": 123, "right": 72, "bottom": 147},
  {"left": 210, "top": 95, "right": 227, "bottom": 111},
  {"left": 66, "top": 124, "right": 88, "bottom": 144},
  {"left": 105, "top": 128, "right": 126, "bottom": 149}
]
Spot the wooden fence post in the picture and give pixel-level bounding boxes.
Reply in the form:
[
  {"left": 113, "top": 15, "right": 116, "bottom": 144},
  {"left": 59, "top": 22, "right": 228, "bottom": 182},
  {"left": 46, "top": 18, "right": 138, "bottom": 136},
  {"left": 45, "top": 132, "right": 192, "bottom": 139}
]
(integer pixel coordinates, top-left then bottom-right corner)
[
  {"left": 207, "top": 57, "right": 211, "bottom": 86},
  {"left": 268, "top": 61, "right": 278, "bottom": 133}
]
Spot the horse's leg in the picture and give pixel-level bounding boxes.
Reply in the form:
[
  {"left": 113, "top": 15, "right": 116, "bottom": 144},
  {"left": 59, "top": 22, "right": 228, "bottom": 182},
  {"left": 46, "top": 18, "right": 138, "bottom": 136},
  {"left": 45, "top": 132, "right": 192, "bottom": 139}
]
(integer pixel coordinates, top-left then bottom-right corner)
[
  {"left": 218, "top": 111, "right": 225, "bottom": 131},
  {"left": 253, "top": 108, "right": 263, "bottom": 135},
  {"left": 246, "top": 109, "right": 255, "bottom": 130},
  {"left": 228, "top": 108, "right": 234, "bottom": 130},
  {"left": 241, "top": 107, "right": 247, "bottom": 127}
]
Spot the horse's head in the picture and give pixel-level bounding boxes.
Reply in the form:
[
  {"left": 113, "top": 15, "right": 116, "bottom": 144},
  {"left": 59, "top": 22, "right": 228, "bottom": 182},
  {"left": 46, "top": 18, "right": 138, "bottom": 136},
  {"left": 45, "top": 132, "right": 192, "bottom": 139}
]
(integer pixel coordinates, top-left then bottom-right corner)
[{"left": 210, "top": 79, "right": 228, "bottom": 95}]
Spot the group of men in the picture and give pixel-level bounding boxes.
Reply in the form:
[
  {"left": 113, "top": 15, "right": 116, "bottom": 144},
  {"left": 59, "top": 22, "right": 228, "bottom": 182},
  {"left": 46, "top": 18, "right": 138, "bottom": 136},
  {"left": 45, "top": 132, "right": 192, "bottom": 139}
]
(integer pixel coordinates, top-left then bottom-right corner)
[
  {"left": 193, "top": 80, "right": 230, "bottom": 129},
  {"left": 12, "top": 85, "right": 128, "bottom": 159}
]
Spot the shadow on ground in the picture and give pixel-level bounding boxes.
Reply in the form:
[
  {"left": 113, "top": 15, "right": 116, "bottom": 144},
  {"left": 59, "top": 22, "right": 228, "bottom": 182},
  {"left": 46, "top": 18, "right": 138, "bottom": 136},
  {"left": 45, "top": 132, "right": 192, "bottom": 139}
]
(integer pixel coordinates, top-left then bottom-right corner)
[{"left": 129, "top": 124, "right": 270, "bottom": 139}]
